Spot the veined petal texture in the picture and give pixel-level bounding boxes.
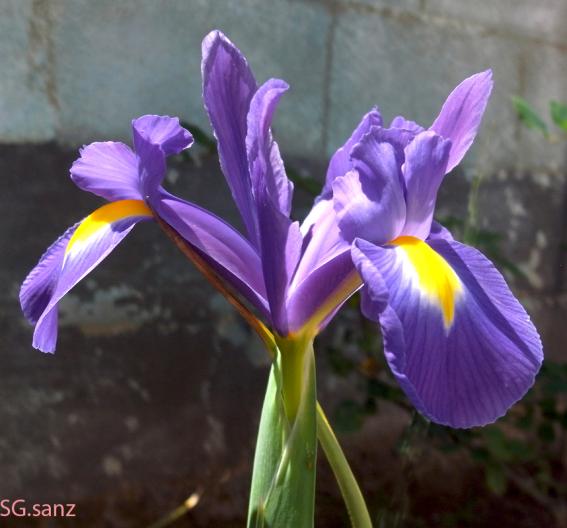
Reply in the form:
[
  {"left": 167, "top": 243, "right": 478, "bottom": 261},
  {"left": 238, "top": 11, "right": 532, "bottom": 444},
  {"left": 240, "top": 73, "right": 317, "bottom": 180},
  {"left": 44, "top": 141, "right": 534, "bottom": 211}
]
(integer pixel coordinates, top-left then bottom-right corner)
[
  {"left": 353, "top": 236, "right": 542, "bottom": 428},
  {"left": 132, "top": 115, "right": 193, "bottom": 157},
  {"left": 430, "top": 70, "right": 493, "bottom": 173},
  {"left": 23, "top": 200, "right": 153, "bottom": 353},
  {"left": 320, "top": 108, "right": 383, "bottom": 201},
  {"left": 132, "top": 116, "right": 192, "bottom": 198},
  {"left": 247, "top": 78, "right": 293, "bottom": 217},
  {"left": 202, "top": 30, "right": 258, "bottom": 242},
  {"left": 155, "top": 191, "right": 270, "bottom": 318},
  {"left": 70, "top": 142, "right": 141, "bottom": 201},
  {"left": 402, "top": 131, "right": 451, "bottom": 240}
]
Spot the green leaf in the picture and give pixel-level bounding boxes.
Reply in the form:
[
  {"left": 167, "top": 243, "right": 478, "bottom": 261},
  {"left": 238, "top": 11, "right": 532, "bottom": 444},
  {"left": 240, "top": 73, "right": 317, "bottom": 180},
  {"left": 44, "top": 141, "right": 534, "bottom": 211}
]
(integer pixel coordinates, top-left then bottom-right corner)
[
  {"left": 485, "top": 463, "right": 508, "bottom": 495},
  {"left": 247, "top": 339, "right": 317, "bottom": 528},
  {"left": 512, "top": 96, "right": 548, "bottom": 136},
  {"left": 550, "top": 101, "right": 567, "bottom": 132}
]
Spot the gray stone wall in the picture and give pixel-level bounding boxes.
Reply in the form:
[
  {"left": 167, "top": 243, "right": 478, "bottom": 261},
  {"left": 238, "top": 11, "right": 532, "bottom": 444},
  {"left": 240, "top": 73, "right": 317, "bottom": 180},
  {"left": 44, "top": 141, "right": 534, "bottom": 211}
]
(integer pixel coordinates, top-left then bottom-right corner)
[{"left": 2, "top": 0, "right": 566, "bottom": 170}]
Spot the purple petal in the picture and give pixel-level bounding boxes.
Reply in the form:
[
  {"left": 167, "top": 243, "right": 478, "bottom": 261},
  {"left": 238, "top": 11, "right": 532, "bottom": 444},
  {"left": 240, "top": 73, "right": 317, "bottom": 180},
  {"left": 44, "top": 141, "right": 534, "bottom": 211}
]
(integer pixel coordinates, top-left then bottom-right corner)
[
  {"left": 255, "top": 187, "right": 303, "bottom": 334},
  {"left": 294, "top": 198, "right": 348, "bottom": 289},
  {"left": 154, "top": 191, "right": 269, "bottom": 319},
  {"left": 131, "top": 128, "right": 167, "bottom": 200},
  {"left": 286, "top": 249, "right": 360, "bottom": 334},
  {"left": 70, "top": 142, "right": 141, "bottom": 201},
  {"left": 247, "top": 78, "right": 293, "bottom": 217},
  {"left": 29, "top": 200, "right": 153, "bottom": 353},
  {"left": 320, "top": 108, "right": 382, "bottom": 201},
  {"left": 333, "top": 127, "right": 407, "bottom": 245},
  {"left": 430, "top": 70, "right": 493, "bottom": 173},
  {"left": 353, "top": 236, "right": 542, "bottom": 428},
  {"left": 132, "top": 115, "right": 193, "bottom": 156},
  {"left": 390, "top": 116, "right": 425, "bottom": 135},
  {"left": 202, "top": 30, "right": 258, "bottom": 242},
  {"left": 20, "top": 223, "right": 79, "bottom": 324},
  {"left": 402, "top": 131, "right": 451, "bottom": 239},
  {"left": 427, "top": 221, "right": 454, "bottom": 242}
]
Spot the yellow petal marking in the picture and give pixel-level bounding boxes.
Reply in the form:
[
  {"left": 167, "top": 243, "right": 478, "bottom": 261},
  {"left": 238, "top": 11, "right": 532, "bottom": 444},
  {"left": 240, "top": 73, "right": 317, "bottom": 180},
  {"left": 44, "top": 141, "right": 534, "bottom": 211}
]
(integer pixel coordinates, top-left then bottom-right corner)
[
  {"left": 66, "top": 199, "right": 152, "bottom": 255},
  {"left": 390, "top": 235, "right": 462, "bottom": 328}
]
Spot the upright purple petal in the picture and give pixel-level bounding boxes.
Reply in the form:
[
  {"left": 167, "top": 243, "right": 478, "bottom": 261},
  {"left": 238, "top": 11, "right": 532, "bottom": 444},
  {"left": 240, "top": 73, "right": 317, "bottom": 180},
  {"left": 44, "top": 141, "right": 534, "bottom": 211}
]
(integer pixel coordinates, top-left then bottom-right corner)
[
  {"left": 390, "top": 116, "right": 425, "bottom": 135},
  {"left": 28, "top": 200, "right": 153, "bottom": 352},
  {"left": 132, "top": 116, "right": 192, "bottom": 198},
  {"left": 133, "top": 135, "right": 166, "bottom": 201},
  {"left": 70, "top": 142, "right": 141, "bottom": 201},
  {"left": 333, "top": 127, "right": 407, "bottom": 245},
  {"left": 255, "top": 187, "right": 303, "bottom": 334},
  {"left": 402, "top": 131, "right": 451, "bottom": 239},
  {"left": 294, "top": 198, "right": 348, "bottom": 290},
  {"left": 202, "top": 30, "right": 258, "bottom": 242},
  {"left": 320, "top": 108, "right": 382, "bottom": 200},
  {"left": 20, "top": 223, "right": 79, "bottom": 324},
  {"left": 132, "top": 115, "right": 193, "bottom": 156},
  {"left": 430, "top": 70, "right": 493, "bottom": 173},
  {"left": 246, "top": 78, "right": 293, "bottom": 217},
  {"left": 353, "top": 236, "right": 542, "bottom": 428}
]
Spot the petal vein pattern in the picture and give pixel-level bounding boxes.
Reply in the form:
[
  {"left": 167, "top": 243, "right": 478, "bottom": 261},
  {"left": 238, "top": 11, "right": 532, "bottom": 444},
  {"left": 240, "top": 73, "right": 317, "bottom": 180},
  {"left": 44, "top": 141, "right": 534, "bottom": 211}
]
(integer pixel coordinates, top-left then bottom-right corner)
[
  {"left": 390, "top": 236, "right": 462, "bottom": 329},
  {"left": 65, "top": 200, "right": 152, "bottom": 256},
  {"left": 353, "top": 238, "right": 542, "bottom": 428},
  {"left": 28, "top": 200, "right": 153, "bottom": 353}
]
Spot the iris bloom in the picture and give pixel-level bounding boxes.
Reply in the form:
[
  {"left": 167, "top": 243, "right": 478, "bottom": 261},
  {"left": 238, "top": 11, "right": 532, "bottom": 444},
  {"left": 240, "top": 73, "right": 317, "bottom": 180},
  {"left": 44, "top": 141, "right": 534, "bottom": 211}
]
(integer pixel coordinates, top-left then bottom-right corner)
[
  {"left": 327, "top": 72, "right": 543, "bottom": 427},
  {"left": 19, "top": 32, "right": 356, "bottom": 359},
  {"left": 21, "top": 30, "right": 541, "bottom": 430}
]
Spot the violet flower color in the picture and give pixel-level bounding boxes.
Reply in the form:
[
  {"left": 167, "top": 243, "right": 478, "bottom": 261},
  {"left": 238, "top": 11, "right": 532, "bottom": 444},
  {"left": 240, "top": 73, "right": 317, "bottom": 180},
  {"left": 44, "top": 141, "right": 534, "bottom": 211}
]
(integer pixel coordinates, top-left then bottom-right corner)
[
  {"left": 21, "top": 31, "right": 542, "bottom": 429},
  {"left": 328, "top": 72, "right": 543, "bottom": 427}
]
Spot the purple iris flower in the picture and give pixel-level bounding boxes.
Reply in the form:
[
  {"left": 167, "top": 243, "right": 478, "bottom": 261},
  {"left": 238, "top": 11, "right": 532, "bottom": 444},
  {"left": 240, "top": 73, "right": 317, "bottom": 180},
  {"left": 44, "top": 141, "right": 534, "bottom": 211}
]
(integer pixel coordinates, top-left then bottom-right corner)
[
  {"left": 20, "top": 31, "right": 358, "bottom": 355},
  {"left": 19, "top": 112, "right": 269, "bottom": 353},
  {"left": 326, "top": 72, "right": 543, "bottom": 427},
  {"left": 21, "top": 30, "right": 542, "bottom": 430}
]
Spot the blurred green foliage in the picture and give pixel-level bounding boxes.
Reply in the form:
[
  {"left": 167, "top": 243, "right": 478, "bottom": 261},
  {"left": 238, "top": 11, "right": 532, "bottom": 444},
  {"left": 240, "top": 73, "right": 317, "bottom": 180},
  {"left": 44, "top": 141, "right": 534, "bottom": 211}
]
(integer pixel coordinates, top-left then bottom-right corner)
[{"left": 512, "top": 96, "right": 567, "bottom": 140}]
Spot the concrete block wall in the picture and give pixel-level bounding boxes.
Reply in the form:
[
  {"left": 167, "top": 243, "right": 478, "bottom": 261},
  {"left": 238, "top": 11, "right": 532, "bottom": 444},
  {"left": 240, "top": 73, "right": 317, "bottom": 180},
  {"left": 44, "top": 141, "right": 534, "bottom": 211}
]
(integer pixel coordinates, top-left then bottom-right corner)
[{"left": 1, "top": 0, "right": 566, "bottom": 170}]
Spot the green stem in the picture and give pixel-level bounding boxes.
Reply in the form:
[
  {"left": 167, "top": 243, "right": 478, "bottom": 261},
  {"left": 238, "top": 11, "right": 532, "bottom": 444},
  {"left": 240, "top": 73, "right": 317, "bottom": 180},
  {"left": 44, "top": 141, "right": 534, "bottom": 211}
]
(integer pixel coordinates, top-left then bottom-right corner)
[
  {"left": 277, "top": 334, "right": 311, "bottom": 422},
  {"left": 316, "top": 402, "right": 373, "bottom": 528}
]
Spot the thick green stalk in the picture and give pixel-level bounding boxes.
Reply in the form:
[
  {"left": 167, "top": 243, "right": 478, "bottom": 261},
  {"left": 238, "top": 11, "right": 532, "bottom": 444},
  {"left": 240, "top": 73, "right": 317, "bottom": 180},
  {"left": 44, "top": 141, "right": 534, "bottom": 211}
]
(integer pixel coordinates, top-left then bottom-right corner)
[
  {"left": 316, "top": 403, "right": 373, "bottom": 528},
  {"left": 157, "top": 215, "right": 370, "bottom": 527},
  {"left": 247, "top": 337, "right": 317, "bottom": 528}
]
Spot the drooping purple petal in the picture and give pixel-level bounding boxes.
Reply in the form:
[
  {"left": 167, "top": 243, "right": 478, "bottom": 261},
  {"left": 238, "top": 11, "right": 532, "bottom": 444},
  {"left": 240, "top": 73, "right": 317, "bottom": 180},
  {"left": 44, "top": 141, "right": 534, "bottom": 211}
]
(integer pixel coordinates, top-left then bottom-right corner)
[
  {"left": 390, "top": 116, "right": 425, "bottom": 135},
  {"left": 430, "top": 70, "right": 493, "bottom": 173},
  {"left": 402, "top": 131, "right": 451, "bottom": 239},
  {"left": 30, "top": 200, "right": 153, "bottom": 353},
  {"left": 202, "top": 30, "right": 258, "bottom": 242},
  {"left": 154, "top": 191, "right": 269, "bottom": 319},
  {"left": 132, "top": 115, "right": 193, "bottom": 156},
  {"left": 320, "top": 108, "right": 382, "bottom": 201},
  {"left": 70, "top": 142, "right": 141, "bottom": 201},
  {"left": 333, "top": 127, "right": 407, "bottom": 245},
  {"left": 20, "top": 223, "right": 79, "bottom": 324},
  {"left": 246, "top": 78, "right": 293, "bottom": 217},
  {"left": 353, "top": 236, "right": 542, "bottom": 428}
]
